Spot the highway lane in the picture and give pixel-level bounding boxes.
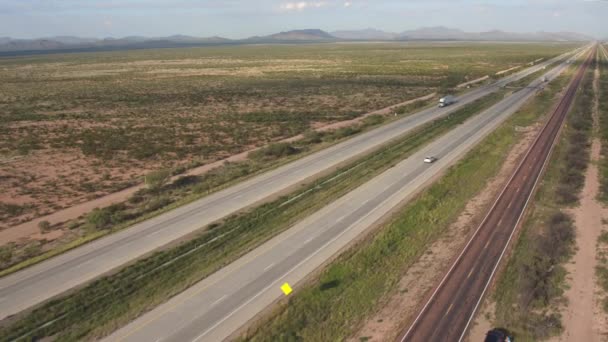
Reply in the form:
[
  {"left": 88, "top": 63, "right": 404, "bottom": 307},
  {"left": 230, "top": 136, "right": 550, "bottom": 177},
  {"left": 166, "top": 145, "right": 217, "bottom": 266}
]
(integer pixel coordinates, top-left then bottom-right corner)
[
  {"left": 105, "top": 46, "right": 586, "bottom": 342},
  {"left": 400, "top": 46, "right": 595, "bottom": 342},
  {"left": 0, "top": 47, "right": 583, "bottom": 321},
  {"left": 600, "top": 43, "right": 608, "bottom": 61}
]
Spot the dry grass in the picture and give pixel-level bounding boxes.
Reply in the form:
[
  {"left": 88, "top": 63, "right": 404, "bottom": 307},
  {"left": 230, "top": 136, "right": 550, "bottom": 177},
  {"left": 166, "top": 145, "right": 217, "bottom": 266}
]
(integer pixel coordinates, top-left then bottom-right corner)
[{"left": 0, "top": 42, "right": 576, "bottom": 229}]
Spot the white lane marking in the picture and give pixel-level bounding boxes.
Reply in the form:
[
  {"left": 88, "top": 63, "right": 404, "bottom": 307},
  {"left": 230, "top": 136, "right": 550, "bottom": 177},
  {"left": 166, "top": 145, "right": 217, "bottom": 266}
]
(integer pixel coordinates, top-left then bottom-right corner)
[
  {"left": 304, "top": 237, "right": 314, "bottom": 244},
  {"left": 336, "top": 215, "right": 347, "bottom": 223},
  {"left": 263, "top": 263, "right": 275, "bottom": 271},
  {"left": 74, "top": 259, "right": 94, "bottom": 269},
  {"left": 466, "top": 267, "right": 475, "bottom": 279},
  {"left": 193, "top": 168, "right": 414, "bottom": 342},
  {"left": 444, "top": 303, "right": 454, "bottom": 317},
  {"left": 149, "top": 230, "right": 164, "bottom": 237},
  {"left": 210, "top": 295, "right": 227, "bottom": 307}
]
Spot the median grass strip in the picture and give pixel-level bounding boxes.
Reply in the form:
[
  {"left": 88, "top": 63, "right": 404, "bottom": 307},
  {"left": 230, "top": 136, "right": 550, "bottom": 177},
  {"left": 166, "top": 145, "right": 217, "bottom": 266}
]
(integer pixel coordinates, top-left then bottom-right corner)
[
  {"left": 0, "top": 88, "right": 507, "bottom": 341},
  {"left": 237, "top": 71, "right": 573, "bottom": 342},
  {"left": 0, "top": 53, "right": 565, "bottom": 277},
  {"left": 0, "top": 106, "right": 412, "bottom": 277},
  {"left": 493, "top": 55, "right": 595, "bottom": 341}
]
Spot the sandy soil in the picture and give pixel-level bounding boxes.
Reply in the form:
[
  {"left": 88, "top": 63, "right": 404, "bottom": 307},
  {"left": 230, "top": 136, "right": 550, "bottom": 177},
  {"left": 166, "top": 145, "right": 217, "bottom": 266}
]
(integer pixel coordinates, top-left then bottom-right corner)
[
  {"left": 548, "top": 61, "right": 608, "bottom": 342},
  {"left": 467, "top": 302, "right": 496, "bottom": 342},
  {"left": 348, "top": 123, "right": 541, "bottom": 342},
  {"left": 457, "top": 76, "right": 490, "bottom": 89},
  {"left": 551, "top": 139, "right": 608, "bottom": 342},
  {"left": 0, "top": 92, "right": 436, "bottom": 245},
  {"left": 496, "top": 65, "right": 522, "bottom": 76}
]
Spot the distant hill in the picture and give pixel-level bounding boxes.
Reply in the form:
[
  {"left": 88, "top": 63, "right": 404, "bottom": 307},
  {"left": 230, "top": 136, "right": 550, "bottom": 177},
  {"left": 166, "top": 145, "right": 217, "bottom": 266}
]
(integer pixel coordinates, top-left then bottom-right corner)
[
  {"left": 0, "top": 27, "right": 592, "bottom": 56},
  {"left": 330, "top": 26, "right": 593, "bottom": 42},
  {"left": 397, "top": 26, "right": 593, "bottom": 42},
  {"left": 247, "top": 29, "right": 335, "bottom": 42},
  {"left": 0, "top": 35, "right": 233, "bottom": 54},
  {"left": 399, "top": 26, "right": 469, "bottom": 40},
  {"left": 331, "top": 28, "right": 398, "bottom": 40}
]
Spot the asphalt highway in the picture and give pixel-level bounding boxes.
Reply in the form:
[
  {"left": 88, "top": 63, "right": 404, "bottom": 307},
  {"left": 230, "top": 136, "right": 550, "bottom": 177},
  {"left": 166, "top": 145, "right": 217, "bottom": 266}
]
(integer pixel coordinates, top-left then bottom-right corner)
[
  {"left": 0, "top": 47, "right": 582, "bottom": 321},
  {"left": 105, "top": 46, "right": 588, "bottom": 342},
  {"left": 399, "top": 46, "right": 596, "bottom": 342}
]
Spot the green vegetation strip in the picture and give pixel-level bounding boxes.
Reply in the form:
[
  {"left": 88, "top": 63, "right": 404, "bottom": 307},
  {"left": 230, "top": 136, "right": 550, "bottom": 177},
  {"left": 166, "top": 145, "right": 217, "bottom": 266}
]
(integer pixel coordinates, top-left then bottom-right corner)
[
  {"left": 493, "top": 57, "right": 595, "bottom": 341},
  {"left": 596, "top": 44, "right": 608, "bottom": 317},
  {"left": 238, "top": 76, "right": 566, "bottom": 342},
  {"left": 596, "top": 230, "right": 608, "bottom": 313},
  {"left": 0, "top": 89, "right": 506, "bottom": 341},
  {"left": 599, "top": 46, "right": 608, "bottom": 202}
]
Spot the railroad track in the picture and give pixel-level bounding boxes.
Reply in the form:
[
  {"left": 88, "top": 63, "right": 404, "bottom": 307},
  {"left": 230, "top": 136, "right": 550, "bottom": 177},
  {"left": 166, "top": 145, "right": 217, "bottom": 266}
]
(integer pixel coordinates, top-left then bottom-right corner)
[{"left": 399, "top": 45, "right": 597, "bottom": 342}]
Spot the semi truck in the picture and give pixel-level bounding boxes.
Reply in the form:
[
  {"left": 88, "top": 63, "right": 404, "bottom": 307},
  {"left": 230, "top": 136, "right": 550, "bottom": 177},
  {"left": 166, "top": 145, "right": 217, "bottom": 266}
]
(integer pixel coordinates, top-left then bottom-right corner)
[{"left": 438, "top": 95, "right": 456, "bottom": 108}]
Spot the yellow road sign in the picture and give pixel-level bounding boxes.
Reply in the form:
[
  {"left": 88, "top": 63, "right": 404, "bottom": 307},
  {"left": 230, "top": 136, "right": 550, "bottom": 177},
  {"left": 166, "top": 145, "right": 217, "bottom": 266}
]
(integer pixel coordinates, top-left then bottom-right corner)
[{"left": 281, "top": 282, "right": 293, "bottom": 295}]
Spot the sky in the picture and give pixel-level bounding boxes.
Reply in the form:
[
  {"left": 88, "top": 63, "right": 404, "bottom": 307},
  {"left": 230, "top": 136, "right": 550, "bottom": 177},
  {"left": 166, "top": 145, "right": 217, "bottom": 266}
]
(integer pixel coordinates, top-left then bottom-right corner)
[{"left": 0, "top": 0, "right": 607, "bottom": 39}]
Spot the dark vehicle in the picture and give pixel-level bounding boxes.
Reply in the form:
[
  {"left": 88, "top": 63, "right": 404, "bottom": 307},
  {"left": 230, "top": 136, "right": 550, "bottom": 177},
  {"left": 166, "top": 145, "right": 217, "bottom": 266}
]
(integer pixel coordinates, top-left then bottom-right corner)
[{"left": 484, "top": 328, "right": 513, "bottom": 342}]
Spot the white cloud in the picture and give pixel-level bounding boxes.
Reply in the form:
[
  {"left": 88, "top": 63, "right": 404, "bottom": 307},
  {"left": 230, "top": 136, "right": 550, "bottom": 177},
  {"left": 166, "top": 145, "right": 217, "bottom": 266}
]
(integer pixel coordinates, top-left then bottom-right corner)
[
  {"left": 280, "top": 1, "right": 328, "bottom": 11},
  {"left": 344, "top": 1, "right": 352, "bottom": 7}
]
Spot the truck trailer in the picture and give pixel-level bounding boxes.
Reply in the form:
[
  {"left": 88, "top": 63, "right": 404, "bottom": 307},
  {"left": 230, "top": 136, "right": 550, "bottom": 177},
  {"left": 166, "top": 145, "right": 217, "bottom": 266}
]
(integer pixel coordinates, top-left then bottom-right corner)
[{"left": 438, "top": 95, "right": 456, "bottom": 108}]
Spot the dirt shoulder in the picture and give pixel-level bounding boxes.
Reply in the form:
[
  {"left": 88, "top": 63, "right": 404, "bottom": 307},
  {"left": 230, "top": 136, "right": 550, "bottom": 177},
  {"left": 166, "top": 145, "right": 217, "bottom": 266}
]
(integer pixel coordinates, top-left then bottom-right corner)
[
  {"left": 549, "top": 58, "right": 608, "bottom": 342},
  {"left": 552, "top": 139, "right": 608, "bottom": 342},
  {"left": 348, "top": 122, "right": 541, "bottom": 342}
]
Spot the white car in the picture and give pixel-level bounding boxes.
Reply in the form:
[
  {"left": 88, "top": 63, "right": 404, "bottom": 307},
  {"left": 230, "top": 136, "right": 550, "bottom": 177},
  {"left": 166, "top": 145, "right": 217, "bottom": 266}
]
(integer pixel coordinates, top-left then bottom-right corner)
[{"left": 424, "top": 156, "right": 437, "bottom": 163}]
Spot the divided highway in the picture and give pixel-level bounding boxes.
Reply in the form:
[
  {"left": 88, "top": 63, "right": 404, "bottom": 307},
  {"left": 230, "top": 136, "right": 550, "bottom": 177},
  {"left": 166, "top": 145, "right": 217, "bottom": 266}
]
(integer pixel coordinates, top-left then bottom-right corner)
[
  {"left": 400, "top": 46, "right": 596, "bottom": 342},
  {"left": 0, "top": 47, "right": 583, "bottom": 321},
  {"left": 106, "top": 47, "right": 588, "bottom": 342}
]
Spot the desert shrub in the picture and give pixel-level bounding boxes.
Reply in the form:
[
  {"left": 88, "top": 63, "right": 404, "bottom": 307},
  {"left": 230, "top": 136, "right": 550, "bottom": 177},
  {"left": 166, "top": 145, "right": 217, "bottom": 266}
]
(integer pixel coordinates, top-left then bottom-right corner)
[
  {"left": 526, "top": 312, "right": 563, "bottom": 340},
  {"left": 0, "top": 202, "right": 24, "bottom": 217},
  {"left": 0, "top": 244, "right": 14, "bottom": 265},
  {"left": 144, "top": 196, "right": 171, "bottom": 213},
  {"left": 145, "top": 169, "right": 172, "bottom": 192},
  {"left": 396, "top": 99, "right": 429, "bottom": 114},
  {"left": 87, "top": 208, "right": 112, "bottom": 229},
  {"left": 554, "top": 67, "right": 594, "bottom": 205},
  {"left": 302, "top": 130, "right": 322, "bottom": 144},
  {"left": 170, "top": 175, "right": 201, "bottom": 189},
  {"left": 330, "top": 126, "right": 361, "bottom": 140},
  {"left": 361, "top": 115, "right": 384, "bottom": 127},
  {"left": 250, "top": 143, "right": 300, "bottom": 160},
  {"left": 38, "top": 221, "right": 51, "bottom": 233},
  {"left": 86, "top": 204, "right": 127, "bottom": 230},
  {"left": 510, "top": 211, "right": 575, "bottom": 331},
  {"left": 22, "top": 242, "right": 41, "bottom": 258},
  {"left": 128, "top": 192, "right": 146, "bottom": 204}
]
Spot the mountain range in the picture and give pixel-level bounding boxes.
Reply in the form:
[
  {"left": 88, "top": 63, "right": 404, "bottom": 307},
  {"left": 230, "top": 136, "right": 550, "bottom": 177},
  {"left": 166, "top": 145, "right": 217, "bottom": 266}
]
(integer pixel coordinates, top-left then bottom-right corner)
[
  {"left": 0, "top": 27, "right": 594, "bottom": 55},
  {"left": 330, "top": 26, "right": 593, "bottom": 42}
]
